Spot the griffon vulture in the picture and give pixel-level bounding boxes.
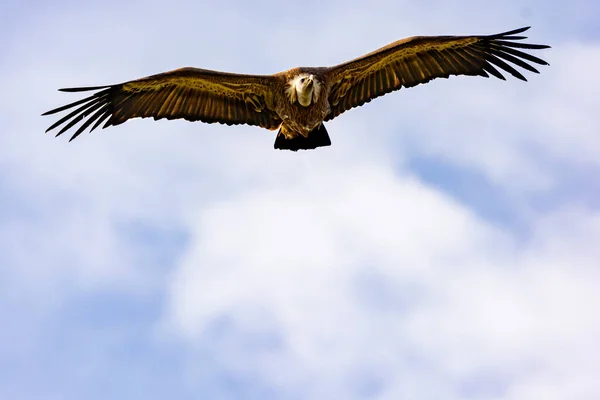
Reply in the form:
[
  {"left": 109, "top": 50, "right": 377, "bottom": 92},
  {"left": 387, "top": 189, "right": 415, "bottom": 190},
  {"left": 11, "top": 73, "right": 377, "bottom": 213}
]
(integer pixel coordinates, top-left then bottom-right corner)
[{"left": 43, "top": 26, "right": 549, "bottom": 151}]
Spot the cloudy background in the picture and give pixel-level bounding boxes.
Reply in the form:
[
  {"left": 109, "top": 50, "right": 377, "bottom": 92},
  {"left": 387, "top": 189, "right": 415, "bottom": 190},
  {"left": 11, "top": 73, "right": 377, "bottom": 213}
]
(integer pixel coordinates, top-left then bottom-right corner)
[{"left": 1, "top": 0, "right": 599, "bottom": 399}]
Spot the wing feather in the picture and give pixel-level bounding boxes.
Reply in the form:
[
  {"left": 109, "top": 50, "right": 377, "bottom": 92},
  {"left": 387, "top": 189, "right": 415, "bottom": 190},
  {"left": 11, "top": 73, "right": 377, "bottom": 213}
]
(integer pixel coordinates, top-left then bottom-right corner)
[
  {"left": 43, "top": 67, "right": 282, "bottom": 141},
  {"left": 324, "top": 26, "right": 550, "bottom": 120}
]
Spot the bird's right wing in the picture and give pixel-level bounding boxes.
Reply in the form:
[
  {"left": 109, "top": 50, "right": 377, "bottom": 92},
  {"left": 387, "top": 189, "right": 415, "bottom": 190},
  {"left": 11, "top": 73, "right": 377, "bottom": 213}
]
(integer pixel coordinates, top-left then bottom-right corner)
[{"left": 43, "top": 67, "right": 283, "bottom": 141}]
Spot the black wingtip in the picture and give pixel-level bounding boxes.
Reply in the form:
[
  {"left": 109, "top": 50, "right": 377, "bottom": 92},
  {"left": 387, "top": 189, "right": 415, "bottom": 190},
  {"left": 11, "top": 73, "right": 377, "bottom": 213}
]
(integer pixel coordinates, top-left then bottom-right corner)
[
  {"left": 59, "top": 85, "right": 111, "bottom": 92},
  {"left": 488, "top": 26, "right": 531, "bottom": 40},
  {"left": 503, "top": 26, "right": 530, "bottom": 36}
]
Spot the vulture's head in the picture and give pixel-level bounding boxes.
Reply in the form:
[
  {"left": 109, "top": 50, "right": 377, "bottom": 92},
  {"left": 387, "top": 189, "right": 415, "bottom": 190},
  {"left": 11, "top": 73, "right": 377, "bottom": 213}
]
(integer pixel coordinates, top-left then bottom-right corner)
[{"left": 289, "top": 73, "right": 319, "bottom": 107}]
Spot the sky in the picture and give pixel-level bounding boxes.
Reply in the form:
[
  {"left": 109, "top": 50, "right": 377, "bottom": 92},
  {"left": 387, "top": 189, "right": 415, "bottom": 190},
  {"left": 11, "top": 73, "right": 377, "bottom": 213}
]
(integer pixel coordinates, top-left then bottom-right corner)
[{"left": 1, "top": 0, "right": 599, "bottom": 399}]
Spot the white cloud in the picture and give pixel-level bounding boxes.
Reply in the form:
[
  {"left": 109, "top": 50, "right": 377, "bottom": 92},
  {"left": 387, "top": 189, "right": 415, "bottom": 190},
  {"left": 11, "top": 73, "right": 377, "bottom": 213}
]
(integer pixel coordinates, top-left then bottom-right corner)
[{"left": 164, "top": 160, "right": 600, "bottom": 399}]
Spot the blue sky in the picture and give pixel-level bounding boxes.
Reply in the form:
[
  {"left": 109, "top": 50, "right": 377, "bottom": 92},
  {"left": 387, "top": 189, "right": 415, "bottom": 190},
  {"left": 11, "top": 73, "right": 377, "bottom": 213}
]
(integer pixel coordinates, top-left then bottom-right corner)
[{"left": 1, "top": 1, "right": 599, "bottom": 399}]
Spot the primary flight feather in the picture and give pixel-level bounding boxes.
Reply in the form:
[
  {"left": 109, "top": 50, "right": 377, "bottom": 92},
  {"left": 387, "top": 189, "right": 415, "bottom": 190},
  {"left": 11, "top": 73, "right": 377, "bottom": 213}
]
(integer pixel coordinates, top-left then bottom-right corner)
[{"left": 43, "top": 26, "right": 550, "bottom": 151}]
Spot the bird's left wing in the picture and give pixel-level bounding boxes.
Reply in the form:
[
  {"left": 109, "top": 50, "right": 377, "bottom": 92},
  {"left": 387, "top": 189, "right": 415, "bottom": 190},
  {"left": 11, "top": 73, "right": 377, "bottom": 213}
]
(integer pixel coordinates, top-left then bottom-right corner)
[
  {"left": 323, "top": 26, "right": 550, "bottom": 121},
  {"left": 43, "top": 67, "right": 283, "bottom": 141}
]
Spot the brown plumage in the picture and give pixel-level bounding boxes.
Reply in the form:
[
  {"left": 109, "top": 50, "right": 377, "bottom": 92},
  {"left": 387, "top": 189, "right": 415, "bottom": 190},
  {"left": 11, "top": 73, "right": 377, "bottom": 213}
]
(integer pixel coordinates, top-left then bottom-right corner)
[{"left": 43, "top": 26, "right": 550, "bottom": 151}]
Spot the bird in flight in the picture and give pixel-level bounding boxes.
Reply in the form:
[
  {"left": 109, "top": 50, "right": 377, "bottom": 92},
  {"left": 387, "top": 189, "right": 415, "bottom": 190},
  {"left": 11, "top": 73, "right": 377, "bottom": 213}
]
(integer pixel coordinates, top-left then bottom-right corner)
[{"left": 43, "top": 26, "right": 549, "bottom": 151}]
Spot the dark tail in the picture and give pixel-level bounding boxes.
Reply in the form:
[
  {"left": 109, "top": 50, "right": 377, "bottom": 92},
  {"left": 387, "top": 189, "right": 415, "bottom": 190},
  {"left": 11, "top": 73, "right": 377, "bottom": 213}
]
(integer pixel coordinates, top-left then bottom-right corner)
[{"left": 274, "top": 124, "right": 331, "bottom": 151}]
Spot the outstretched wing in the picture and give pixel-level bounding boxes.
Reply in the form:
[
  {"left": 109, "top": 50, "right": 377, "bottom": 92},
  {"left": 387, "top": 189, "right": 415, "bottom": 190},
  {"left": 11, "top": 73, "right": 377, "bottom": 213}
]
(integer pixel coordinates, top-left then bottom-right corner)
[
  {"left": 43, "top": 67, "right": 283, "bottom": 141},
  {"left": 324, "top": 26, "right": 550, "bottom": 120}
]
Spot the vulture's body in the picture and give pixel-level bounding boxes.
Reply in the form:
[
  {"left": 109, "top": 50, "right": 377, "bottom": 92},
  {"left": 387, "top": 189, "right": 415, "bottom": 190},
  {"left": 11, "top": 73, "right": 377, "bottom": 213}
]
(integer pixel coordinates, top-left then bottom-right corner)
[{"left": 43, "top": 27, "right": 550, "bottom": 151}]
